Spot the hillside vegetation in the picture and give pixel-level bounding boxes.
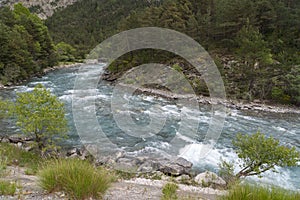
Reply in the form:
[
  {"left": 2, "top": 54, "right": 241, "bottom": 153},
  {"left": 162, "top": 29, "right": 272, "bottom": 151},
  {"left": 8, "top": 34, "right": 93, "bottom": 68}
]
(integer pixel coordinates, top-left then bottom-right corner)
[
  {"left": 46, "top": 0, "right": 300, "bottom": 105},
  {"left": 0, "top": 1, "right": 299, "bottom": 105},
  {"left": 0, "top": 4, "right": 57, "bottom": 85}
]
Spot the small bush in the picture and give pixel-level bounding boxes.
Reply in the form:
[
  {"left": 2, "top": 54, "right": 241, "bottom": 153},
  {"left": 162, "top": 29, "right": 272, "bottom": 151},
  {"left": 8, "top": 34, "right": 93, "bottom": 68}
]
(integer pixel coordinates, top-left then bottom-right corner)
[
  {"left": 0, "top": 180, "right": 16, "bottom": 195},
  {"left": 218, "top": 159, "right": 237, "bottom": 186},
  {"left": 220, "top": 184, "right": 300, "bottom": 200},
  {"left": 161, "top": 183, "right": 179, "bottom": 200},
  {"left": 38, "top": 159, "right": 114, "bottom": 199}
]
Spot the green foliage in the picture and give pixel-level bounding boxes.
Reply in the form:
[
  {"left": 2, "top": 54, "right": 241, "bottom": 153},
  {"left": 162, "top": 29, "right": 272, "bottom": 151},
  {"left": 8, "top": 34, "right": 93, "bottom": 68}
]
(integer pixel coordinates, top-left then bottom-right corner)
[
  {"left": 0, "top": 100, "right": 11, "bottom": 119},
  {"left": 26, "top": 0, "right": 300, "bottom": 105},
  {"left": 55, "top": 42, "right": 76, "bottom": 62},
  {"left": 233, "top": 131, "right": 299, "bottom": 178},
  {"left": 271, "top": 87, "right": 291, "bottom": 104},
  {"left": 161, "top": 182, "right": 179, "bottom": 200},
  {"left": 235, "top": 24, "right": 273, "bottom": 66},
  {"left": 13, "top": 84, "right": 68, "bottom": 154},
  {"left": 285, "top": 65, "right": 300, "bottom": 105},
  {"left": 0, "top": 143, "right": 41, "bottom": 174},
  {"left": 0, "top": 3, "right": 57, "bottom": 85},
  {"left": 172, "top": 64, "right": 183, "bottom": 73},
  {"left": 220, "top": 184, "right": 300, "bottom": 200},
  {"left": 38, "top": 159, "right": 114, "bottom": 199},
  {"left": 0, "top": 181, "right": 16, "bottom": 196},
  {"left": 114, "top": 170, "right": 136, "bottom": 180},
  {"left": 46, "top": 0, "right": 152, "bottom": 57},
  {"left": 218, "top": 159, "right": 236, "bottom": 185}
]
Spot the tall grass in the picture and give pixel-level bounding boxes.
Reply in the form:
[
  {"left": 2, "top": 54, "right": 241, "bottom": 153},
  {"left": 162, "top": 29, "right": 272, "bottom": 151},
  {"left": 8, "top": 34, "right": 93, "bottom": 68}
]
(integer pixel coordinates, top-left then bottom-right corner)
[
  {"left": 220, "top": 184, "right": 300, "bottom": 200},
  {"left": 38, "top": 159, "right": 114, "bottom": 200}
]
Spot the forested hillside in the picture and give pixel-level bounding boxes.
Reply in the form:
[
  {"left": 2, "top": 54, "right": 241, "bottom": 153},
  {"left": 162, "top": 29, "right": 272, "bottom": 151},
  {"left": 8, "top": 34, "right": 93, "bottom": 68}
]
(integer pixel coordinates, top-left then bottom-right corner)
[
  {"left": 0, "top": 4, "right": 57, "bottom": 85},
  {"left": 46, "top": 0, "right": 159, "bottom": 57},
  {"left": 46, "top": 0, "right": 300, "bottom": 105}
]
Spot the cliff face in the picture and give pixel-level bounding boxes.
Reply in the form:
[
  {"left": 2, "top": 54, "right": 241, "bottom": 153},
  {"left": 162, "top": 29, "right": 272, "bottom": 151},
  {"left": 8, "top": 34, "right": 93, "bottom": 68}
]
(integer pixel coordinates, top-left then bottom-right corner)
[{"left": 0, "top": 0, "right": 78, "bottom": 19}]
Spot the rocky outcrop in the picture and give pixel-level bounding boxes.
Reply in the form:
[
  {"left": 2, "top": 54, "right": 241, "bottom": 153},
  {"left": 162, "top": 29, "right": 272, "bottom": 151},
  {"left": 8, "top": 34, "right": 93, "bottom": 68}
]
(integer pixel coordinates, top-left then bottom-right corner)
[
  {"left": 65, "top": 147, "right": 193, "bottom": 176},
  {"left": 1, "top": 0, "right": 78, "bottom": 19}
]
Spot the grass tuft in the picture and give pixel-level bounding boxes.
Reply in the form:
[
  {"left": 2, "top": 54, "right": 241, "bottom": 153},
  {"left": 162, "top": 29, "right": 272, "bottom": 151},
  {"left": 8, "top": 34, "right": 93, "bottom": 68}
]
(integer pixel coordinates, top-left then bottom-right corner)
[
  {"left": 220, "top": 184, "right": 300, "bottom": 200},
  {"left": 161, "top": 182, "right": 179, "bottom": 200},
  {"left": 38, "top": 159, "right": 114, "bottom": 199},
  {"left": 0, "top": 180, "right": 16, "bottom": 195}
]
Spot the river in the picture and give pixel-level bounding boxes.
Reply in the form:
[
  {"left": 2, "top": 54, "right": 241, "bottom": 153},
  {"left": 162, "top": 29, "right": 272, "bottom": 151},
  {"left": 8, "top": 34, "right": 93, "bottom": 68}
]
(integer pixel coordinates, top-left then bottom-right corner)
[{"left": 0, "top": 63, "right": 299, "bottom": 191}]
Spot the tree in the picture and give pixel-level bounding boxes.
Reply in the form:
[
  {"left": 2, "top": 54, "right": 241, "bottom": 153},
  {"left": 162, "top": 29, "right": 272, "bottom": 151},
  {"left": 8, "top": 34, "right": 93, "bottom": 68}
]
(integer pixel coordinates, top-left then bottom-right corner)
[
  {"left": 0, "top": 4, "right": 58, "bottom": 85},
  {"left": 55, "top": 42, "right": 76, "bottom": 62},
  {"left": 235, "top": 24, "right": 273, "bottom": 100},
  {"left": 13, "top": 84, "right": 68, "bottom": 154},
  {"left": 232, "top": 131, "right": 299, "bottom": 178}
]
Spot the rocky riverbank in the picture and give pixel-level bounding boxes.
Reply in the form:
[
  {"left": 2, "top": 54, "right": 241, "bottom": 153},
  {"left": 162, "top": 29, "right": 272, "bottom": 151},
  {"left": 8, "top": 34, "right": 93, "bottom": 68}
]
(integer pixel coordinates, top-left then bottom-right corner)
[
  {"left": 42, "top": 62, "right": 84, "bottom": 74},
  {"left": 116, "top": 83, "right": 300, "bottom": 114},
  {"left": 1, "top": 134, "right": 227, "bottom": 187},
  {"left": 0, "top": 134, "right": 228, "bottom": 199}
]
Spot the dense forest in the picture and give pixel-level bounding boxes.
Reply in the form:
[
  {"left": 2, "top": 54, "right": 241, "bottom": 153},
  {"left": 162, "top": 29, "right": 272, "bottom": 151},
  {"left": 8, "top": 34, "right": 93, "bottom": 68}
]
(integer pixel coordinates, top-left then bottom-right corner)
[
  {"left": 46, "top": 0, "right": 300, "bottom": 105},
  {"left": 0, "top": 0, "right": 299, "bottom": 105},
  {"left": 0, "top": 4, "right": 57, "bottom": 85}
]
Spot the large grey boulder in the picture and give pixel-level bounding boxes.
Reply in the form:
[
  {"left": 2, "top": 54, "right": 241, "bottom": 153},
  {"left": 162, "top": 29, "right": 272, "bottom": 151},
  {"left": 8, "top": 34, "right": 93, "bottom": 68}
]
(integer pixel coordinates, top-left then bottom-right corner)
[
  {"left": 137, "top": 160, "right": 161, "bottom": 173},
  {"left": 158, "top": 157, "right": 193, "bottom": 176}
]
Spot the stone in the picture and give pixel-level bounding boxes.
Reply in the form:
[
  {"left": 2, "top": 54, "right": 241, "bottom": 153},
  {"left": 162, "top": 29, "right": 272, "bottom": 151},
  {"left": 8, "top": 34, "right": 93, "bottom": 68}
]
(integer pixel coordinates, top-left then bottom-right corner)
[
  {"left": 68, "top": 153, "right": 80, "bottom": 159},
  {"left": 24, "top": 146, "right": 34, "bottom": 152},
  {"left": 115, "top": 151, "right": 126, "bottom": 160},
  {"left": 115, "top": 157, "right": 138, "bottom": 172},
  {"left": 17, "top": 142, "right": 23, "bottom": 148},
  {"left": 175, "top": 174, "right": 191, "bottom": 183},
  {"left": 158, "top": 157, "right": 193, "bottom": 176},
  {"left": 0, "top": 137, "right": 9, "bottom": 143},
  {"left": 176, "top": 157, "right": 193, "bottom": 168},
  {"left": 194, "top": 171, "right": 226, "bottom": 188},
  {"left": 8, "top": 134, "right": 34, "bottom": 143},
  {"left": 66, "top": 148, "right": 78, "bottom": 156},
  {"left": 79, "top": 148, "right": 92, "bottom": 160},
  {"left": 137, "top": 160, "right": 160, "bottom": 173}
]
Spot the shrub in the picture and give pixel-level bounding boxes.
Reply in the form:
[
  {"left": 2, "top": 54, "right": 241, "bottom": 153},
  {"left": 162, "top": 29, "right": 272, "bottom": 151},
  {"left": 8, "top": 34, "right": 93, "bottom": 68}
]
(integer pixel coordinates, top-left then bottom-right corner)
[
  {"left": 233, "top": 131, "right": 299, "bottom": 178},
  {"left": 218, "top": 159, "right": 237, "bottom": 186},
  {"left": 38, "top": 159, "right": 114, "bottom": 199},
  {"left": 220, "top": 184, "right": 300, "bottom": 200},
  {"left": 161, "top": 183, "right": 179, "bottom": 200}
]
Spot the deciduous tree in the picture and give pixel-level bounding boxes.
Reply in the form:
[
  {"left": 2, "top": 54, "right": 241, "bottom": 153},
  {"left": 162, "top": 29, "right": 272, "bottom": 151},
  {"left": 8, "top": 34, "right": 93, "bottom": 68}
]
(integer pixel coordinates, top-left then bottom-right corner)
[{"left": 13, "top": 84, "right": 68, "bottom": 154}]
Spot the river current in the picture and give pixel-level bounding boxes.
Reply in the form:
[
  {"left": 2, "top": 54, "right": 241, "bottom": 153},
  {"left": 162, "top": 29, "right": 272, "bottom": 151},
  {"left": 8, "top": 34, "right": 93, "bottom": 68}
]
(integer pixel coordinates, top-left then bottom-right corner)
[{"left": 0, "top": 63, "right": 299, "bottom": 191}]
